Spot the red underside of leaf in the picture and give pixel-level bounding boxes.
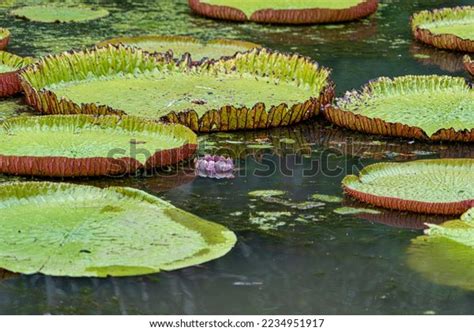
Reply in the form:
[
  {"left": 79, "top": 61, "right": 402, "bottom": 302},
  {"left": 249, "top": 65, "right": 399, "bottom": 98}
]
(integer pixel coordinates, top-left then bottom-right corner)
[
  {"left": 0, "top": 71, "right": 22, "bottom": 97},
  {"left": 324, "top": 105, "right": 474, "bottom": 142},
  {"left": 0, "top": 36, "right": 9, "bottom": 51},
  {"left": 0, "top": 144, "right": 197, "bottom": 177},
  {"left": 343, "top": 185, "right": 474, "bottom": 215},
  {"left": 413, "top": 27, "right": 474, "bottom": 52}
]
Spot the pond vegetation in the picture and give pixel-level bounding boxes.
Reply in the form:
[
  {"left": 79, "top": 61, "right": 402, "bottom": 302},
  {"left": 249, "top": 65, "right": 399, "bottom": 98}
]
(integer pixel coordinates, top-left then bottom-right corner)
[{"left": 0, "top": 0, "right": 472, "bottom": 315}]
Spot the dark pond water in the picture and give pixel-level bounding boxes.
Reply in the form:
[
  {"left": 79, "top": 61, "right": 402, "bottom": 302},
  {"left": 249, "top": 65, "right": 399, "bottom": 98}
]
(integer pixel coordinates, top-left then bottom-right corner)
[{"left": 0, "top": 0, "right": 473, "bottom": 314}]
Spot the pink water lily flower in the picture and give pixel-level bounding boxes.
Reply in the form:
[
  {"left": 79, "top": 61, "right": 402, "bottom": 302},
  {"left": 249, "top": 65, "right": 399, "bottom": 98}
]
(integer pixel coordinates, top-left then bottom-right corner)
[{"left": 195, "top": 155, "right": 235, "bottom": 179}]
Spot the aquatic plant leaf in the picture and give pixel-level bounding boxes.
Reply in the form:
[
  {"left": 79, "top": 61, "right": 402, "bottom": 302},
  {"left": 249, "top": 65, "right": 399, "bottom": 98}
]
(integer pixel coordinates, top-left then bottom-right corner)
[
  {"left": 0, "top": 182, "right": 236, "bottom": 277},
  {"left": 10, "top": 5, "right": 110, "bottom": 23},
  {"left": 407, "top": 209, "right": 474, "bottom": 291},
  {"left": 0, "top": 51, "right": 34, "bottom": 97},
  {"left": 0, "top": 115, "right": 197, "bottom": 177},
  {"left": 0, "top": 28, "right": 10, "bottom": 50},
  {"left": 343, "top": 159, "right": 474, "bottom": 215},
  {"left": 411, "top": 6, "right": 474, "bottom": 52},
  {"left": 189, "top": 0, "right": 378, "bottom": 24},
  {"left": 407, "top": 234, "right": 474, "bottom": 291},
  {"left": 97, "top": 35, "right": 260, "bottom": 61},
  {"left": 325, "top": 75, "right": 474, "bottom": 142},
  {"left": 20, "top": 46, "right": 334, "bottom": 132}
]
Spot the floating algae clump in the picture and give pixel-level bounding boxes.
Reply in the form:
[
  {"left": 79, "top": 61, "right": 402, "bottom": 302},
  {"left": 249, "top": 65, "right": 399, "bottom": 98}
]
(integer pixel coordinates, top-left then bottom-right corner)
[
  {"left": 324, "top": 75, "right": 474, "bottom": 142},
  {"left": 97, "top": 35, "right": 260, "bottom": 61},
  {"left": 411, "top": 6, "right": 474, "bottom": 52},
  {"left": 0, "top": 182, "right": 236, "bottom": 277},
  {"left": 188, "top": 0, "right": 378, "bottom": 24},
  {"left": 10, "top": 4, "right": 110, "bottom": 23},
  {"left": 343, "top": 159, "right": 474, "bottom": 215},
  {"left": 21, "top": 45, "right": 334, "bottom": 132}
]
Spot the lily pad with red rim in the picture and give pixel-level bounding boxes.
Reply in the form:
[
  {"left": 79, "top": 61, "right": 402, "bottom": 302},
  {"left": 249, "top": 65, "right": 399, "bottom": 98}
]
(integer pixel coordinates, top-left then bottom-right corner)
[
  {"left": 0, "top": 115, "right": 197, "bottom": 177},
  {"left": 20, "top": 45, "right": 334, "bottom": 132},
  {"left": 188, "top": 0, "right": 378, "bottom": 24},
  {"left": 0, "top": 51, "right": 34, "bottom": 97},
  {"left": 411, "top": 6, "right": 474, "bottom": 52},
  {"left": 342, "top": 159, "right": 474, "bottom": 215},
  {"left": 324, "top": 75, "right": 474, "bottom": 142}
]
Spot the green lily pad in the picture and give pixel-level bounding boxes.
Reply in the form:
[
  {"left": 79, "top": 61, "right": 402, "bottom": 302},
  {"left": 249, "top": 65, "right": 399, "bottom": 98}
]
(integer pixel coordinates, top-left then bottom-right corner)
[
  {"left": 343, "top": 159, "right": 474, "bottom": 215},
  {"left": 189, "top": 0, "right": 378, "bottom": 24},
  {"left": 10, "top": 5, "right": 110, "bottom": 23},
  {"left": 21, "top": 45, "right": 333, "bottom": 132},
  {"left": 411, "top": 6, "right": 474, "bottom": 52},
  {"left": 248, "top": 190, "right": 286, "bottom": 198},
  {"left": 0, "top": 182, "right": 236, "bottom": 277},
  {"left": 0, "top": 115, "right": 197, "bottom": 177},
  {"left": 325, "top": 75, "right": 474, "bottom": 142},
  {"left": 97, "top": 35, "right": 260, "bottom": 61},
  {"left": 407, "top": 208, "right": 474, "bottom": 291}
]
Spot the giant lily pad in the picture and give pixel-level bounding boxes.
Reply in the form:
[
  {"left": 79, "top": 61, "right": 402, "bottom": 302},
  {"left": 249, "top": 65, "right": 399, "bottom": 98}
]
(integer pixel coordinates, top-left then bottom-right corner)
[
  {"left": 10, "top": 4, "right": 110, "bottom": 23},
  {"left": 0, "top": 28, "right": 9, "bottom": 50},
  {"left": 21, "top": 45, "right": 334, "bottom": 132},
  {"left": 0, "top": 51, "right": 33, "bottom": 97},
  {"left": 465, "top": 55, "right": 474, "bottom": 76},
  {"left": 342, "top": 159, "right": 474, "bottom": 215},
  {"left": 0, "top": 115, "right": 197, "bottom": 177},
  {"left": 97, "top": 35, "right": 261, "bottom": 61},
  {"left": 324, "top": 75, "right": 474, "bottom": 142},
  {"left": 0, "top": 182, "right": 236, "bottom": 277},
  {"left": 188, "top": 0, "right": 378, "bottom": 24},
  {"left": 411, "top": 6, "right": 474, "bottom": 52},
  {"left": 407, "top": 208, "right": 474, "bottom": 291}
]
